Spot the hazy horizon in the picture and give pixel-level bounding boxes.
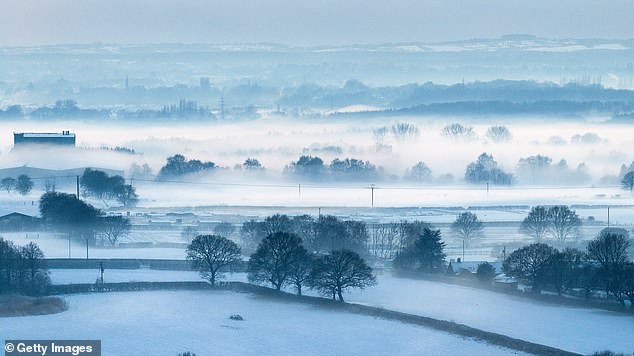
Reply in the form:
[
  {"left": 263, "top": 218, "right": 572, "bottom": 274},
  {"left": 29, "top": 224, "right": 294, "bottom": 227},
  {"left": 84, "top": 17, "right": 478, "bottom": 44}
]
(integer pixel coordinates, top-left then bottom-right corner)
[{"left": 2, "top": 0, "right": 634, "bottom": 47}]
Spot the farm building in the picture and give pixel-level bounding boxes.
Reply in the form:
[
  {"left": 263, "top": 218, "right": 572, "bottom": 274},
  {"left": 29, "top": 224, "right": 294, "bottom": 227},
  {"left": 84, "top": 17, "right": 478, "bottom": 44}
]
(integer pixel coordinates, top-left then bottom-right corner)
[{"left": 14, "top": 131, "right": 76, "bottom": 146}]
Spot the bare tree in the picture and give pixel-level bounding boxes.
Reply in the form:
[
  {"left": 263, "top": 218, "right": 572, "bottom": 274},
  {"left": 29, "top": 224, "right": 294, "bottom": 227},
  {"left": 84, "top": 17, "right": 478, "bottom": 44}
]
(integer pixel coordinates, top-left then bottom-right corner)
[
  {"left": 99, "top": 216, "right": 131, "bottom": 246},
  {"left": 0, "top": 177, "right": 16, "bottom": 194},
  {"left": 187, "top": 234, "right": 241, "bottom": 286},
  {"left": 239, "top": 220, "right": 263, "bottom": 252},
  {"left": 486, "top": 125, "right": 512, "bottom": 143},
  {"left": 247, "top": 232, "right": 304, "bottom": 290},
  {"left": 451, "top": 212, "right": 484, "bottom": 248},
  {"left": 309, "top": 249, "right": 376, "bottom": 302},
  {"left": 547, "top": 206, "right": 581, "bottom": 242},
  {"left": 587, "top": 229, "right": 631, "bottom": 303},
  {"left": 287, "top": 247, "right": 313, "bottom": 296},
  {"left": 520, "top": 206, "right": 550, "bottom": 240}
]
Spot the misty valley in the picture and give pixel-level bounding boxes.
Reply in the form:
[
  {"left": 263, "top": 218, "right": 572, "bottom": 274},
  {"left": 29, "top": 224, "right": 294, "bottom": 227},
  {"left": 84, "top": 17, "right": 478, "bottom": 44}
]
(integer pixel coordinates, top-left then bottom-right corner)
[{"left": 2, "top": 13, "right": 634, "bottom": 356}]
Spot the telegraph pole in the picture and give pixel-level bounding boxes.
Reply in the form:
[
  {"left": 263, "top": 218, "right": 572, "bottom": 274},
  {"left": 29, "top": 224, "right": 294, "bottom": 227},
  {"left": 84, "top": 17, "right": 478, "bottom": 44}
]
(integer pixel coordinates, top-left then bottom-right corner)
[
  {"left": 298, "top": 184, "right": 301, "bottom": 199},
  {"left": 607, "top": 206, "right": 610, "bottom": 227},
  {"left": 76, "top": 175, "right": 80, "bottom": 199},
  {"left": 370, "top": 184, "right": 376, "bottom": 208}
]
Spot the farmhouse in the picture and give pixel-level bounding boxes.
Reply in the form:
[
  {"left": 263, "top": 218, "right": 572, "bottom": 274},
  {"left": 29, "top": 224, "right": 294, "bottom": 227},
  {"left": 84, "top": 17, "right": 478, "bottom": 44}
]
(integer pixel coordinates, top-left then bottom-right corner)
[
  {"left": 14, "top": 131, "right": 76, "bottom": 146},
  {"left": 0, "top": 212, "right": 42, "bottom": 231}
]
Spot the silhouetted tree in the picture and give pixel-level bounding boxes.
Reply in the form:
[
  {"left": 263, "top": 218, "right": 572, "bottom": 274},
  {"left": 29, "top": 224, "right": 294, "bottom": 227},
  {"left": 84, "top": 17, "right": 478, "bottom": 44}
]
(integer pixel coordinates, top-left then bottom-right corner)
[
  {"left": 464, "top": 153, "right": 513, "bottom": 185},
  {"left": 394, "top": 228, "right": 446, "bottom": 273},
  {"left": 39, "top": 192, "right": 102, "bottom": 243},
  {"left": 544, "top": 248, "right": 585, "bottom": 295},
  {"left": 547, "top": 206, "right": 581, "bottom": 242},
  {"left": 287, "top": 247, "right": 313, "bottom": 296},
  {"left": 451, "top": 212, "right": 484, "bottom": 248},
  {"left": 114, "top": 184, "right": 138, "bottom": 207},
  {"left": 503, "top": 243, "right": 556, "bottom": 292},
  {"left": 476, "top": 262, "right": 497, "bottom": 283},
  {"left": 157, "top": 154, "right": 216, "bottom": 179},
  {"left": 587, "top": 229, "right": 631, "bottom": 303},
  {"left": 1, "top": 177, "right": 16, "bottom": 193},
  {"left": 486, "top": 126, "right": 512, "bottom": 143},
  {"left": 309, "top": 249, "right": 376, "bottom": 302},
  {"left": 99, "top": 216, "right": 131, "bottom": 246},
  {"left": 520, "top": 206, "right": 550, "bottom": 241},
  {"left": 621, "top": 171, "right": 634, "bottom": 192},
  {"left": 187, "top": 234, "right": 241, "bottom": 286},
  {"left": 283, "top": 155, "right": 326, "bottom": 181},
  {"left": 404, "top": 162, "right": 433, "bottom": 183},
  {"left": 247, "top": 232, "right": 305, "bottom": 290},
  {"left": 16, "top": 175, "right": 34, "bottom": 195}
]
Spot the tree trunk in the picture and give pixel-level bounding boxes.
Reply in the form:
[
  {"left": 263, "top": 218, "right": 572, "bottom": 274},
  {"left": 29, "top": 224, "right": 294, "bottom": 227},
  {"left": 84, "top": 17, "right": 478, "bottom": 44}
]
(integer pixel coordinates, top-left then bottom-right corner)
[
  {"left": 296, "top": 284, "right": 302, "bottom": 296},
  {"left": 210, "top": 271, "right": 216, "bottom": 287},
  {"left": 337, "top": 287, "right": 344, "bottom": 302}
]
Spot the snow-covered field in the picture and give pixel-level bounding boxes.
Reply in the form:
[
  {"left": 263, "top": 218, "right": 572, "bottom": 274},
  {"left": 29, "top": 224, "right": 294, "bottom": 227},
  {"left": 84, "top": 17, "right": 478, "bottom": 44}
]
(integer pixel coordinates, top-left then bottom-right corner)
[
  {"left": 344, "top": 272, "right": 634, "bottom": 355},
  {"left": 49, "top": 269, "right": 204, "bottom": 284},
  {"left": 0, "top": 290, "right": 527, "bottom": 356},
  {"left": 47, "top": 269, "right": 634, "bottom": 354}
]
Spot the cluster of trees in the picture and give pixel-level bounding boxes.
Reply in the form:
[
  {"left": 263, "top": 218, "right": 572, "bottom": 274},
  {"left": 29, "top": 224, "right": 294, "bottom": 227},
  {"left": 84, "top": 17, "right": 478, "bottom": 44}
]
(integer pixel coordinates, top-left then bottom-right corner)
[
  {"left": 465, "top": 153, "right": 514, "bottom": 185},
  {"left": 393, "top": 228, "right": 447, "bottom": 273},
  {"left": 504, "top": 228, "right": 633, "bottom": 304},
  {"left": 186, "top": 232, "right": 376, "bottom": 301},
  {"left": 0, "top": 238, "right": 50, "bottom": 296},
  {"left": 516, "top": 155, "right": 590, "bottom": 185},
  {"left": 283, "top": 156, "right": 380, "bottom": 182},
  {"left": 81, "top": 169, "right": 138, "bottom": 207},
  {"left": 39, "top": 192, "right": 131, "bottom": 246},
  {"left": 157, "top": 154, "right": 217, "bottom": 179},
  {"left": 240, "top": 214, "right": 368, "bottom": 256},
  {"left": 520, "top": 206, "right": 582, "bottom": 242},
  {"left": 0, "top": 175, "right": 34, "bottom": 195}
]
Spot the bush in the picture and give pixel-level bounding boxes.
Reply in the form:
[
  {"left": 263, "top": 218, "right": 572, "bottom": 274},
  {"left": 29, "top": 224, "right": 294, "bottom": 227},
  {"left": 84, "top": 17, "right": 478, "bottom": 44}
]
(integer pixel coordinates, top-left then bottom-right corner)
[{"left": 476, "top": 262, "right": 497, "bottom": 283}]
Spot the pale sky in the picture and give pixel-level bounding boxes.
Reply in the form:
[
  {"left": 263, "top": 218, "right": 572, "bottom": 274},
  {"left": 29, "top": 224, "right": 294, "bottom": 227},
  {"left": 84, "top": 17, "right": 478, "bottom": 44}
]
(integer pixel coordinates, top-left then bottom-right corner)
[{"left": 0, "top": 0, "right": 633, "bottom": 46}]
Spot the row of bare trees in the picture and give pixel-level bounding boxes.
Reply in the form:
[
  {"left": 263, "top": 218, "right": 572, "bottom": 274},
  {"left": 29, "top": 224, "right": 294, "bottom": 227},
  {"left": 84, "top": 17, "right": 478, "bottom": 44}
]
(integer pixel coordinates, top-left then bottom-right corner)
[
  {"left": 186, "top": 232, "right": 376, "bottom": 302},
  {"left": 503, "top": 228, "right": 633, "bottom": 305}
]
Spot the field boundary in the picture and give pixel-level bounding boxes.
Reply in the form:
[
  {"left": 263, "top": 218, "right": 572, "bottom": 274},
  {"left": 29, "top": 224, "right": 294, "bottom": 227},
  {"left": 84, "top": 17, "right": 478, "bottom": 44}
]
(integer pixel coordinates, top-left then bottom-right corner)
[{"left": 48, "top": 281, "right": 581, "bottom": 356}]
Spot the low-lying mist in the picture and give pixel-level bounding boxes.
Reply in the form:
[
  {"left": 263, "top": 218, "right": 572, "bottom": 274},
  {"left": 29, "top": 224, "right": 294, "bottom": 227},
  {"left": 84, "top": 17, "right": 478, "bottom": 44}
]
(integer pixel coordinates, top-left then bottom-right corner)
[{"left": 1, "top": 115, "right": 633, "bottom": 207}]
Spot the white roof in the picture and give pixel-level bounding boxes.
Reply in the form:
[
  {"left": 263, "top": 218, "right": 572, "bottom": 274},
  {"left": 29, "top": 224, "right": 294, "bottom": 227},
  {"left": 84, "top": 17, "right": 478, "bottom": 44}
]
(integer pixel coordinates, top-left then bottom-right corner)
[{"left": 20, "top": 132, "right": 75, "bottom": 138}]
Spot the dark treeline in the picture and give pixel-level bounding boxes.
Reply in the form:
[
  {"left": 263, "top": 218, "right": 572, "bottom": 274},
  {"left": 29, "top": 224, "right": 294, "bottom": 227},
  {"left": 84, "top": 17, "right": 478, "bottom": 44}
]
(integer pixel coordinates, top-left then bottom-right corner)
[
  {"left": 3, "top": 80, "right": 634, "bottom": 120},
  {"left": 187, "top": 229, "right": 376, "bottom": 301},
  {"left": 503, "top": 228, "right": 634, "bottom": 305},
  {"left": 81, "top": 168, "right": 138, "bottom": 207},
  {"left": 39, "top": 192, "right": 131, "bottom": 247},
  {"left": 0, "top": 238, "right": 50, "bottom": 296}
]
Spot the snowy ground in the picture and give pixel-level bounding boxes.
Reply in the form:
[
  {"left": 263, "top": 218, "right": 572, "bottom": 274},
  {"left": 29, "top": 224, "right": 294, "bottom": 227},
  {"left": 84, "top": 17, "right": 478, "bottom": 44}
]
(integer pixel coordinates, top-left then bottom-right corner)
[
  {"left": 344, "top": 272, "right": 634, "bottom": 355},
  {"left": 0, "top": 290, "right": 528, "bottom": 356},
  {"left": 50, "top": 269, "right": 204, "bottom": 284},
  {"left": 48, "top": 269, "right": 634, "bottom": 354}
]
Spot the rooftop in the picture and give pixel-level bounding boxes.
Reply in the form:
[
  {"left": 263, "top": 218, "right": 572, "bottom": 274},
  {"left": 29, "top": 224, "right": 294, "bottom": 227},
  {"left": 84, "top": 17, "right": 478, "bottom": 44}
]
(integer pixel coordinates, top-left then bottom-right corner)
[{"left": 16, "top": 132, "right": 75, "bottom": 138}]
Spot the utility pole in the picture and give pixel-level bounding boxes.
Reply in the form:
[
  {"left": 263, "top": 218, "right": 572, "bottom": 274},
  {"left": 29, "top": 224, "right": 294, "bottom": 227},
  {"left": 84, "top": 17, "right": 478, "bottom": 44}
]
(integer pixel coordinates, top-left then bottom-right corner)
[
  {"left": 462, "top": 240, "right": 465, "bottom": 262},
  {"left": 318, "top": 207, "right": 321, "bottom": 217},
  {"left": 370, "top": 184, "right": 376, "bottom": 208},
  {"left": 86, "top": 237, "right": 89, "bottom": 260},
  {"left": 486, "top": 182, "right": 489, "bottom": 196},
  {"left": 76, "top": 175, "right": 80, "bottom": 199},
  {"left": 607, "top": 206, "right": 610, "bottom": 227},
  {"left": 298, "top": 184, "right": 301, "bottom": 199},
  {"left": 68, "top": 233, "right": 71, "bottom": 258},
  {"left": 100, "top": 262, "right": 104, "bottom": 286}
]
